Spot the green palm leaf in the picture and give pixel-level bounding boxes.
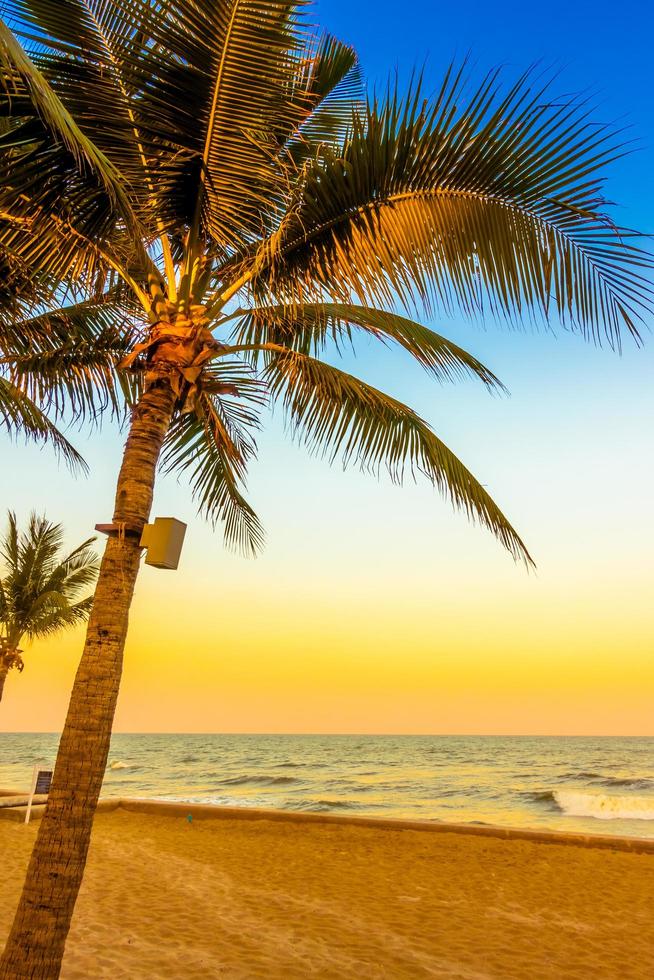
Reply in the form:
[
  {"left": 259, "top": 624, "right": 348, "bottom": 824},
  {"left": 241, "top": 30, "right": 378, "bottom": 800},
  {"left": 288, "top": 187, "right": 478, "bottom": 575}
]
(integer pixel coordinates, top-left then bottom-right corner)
[
  {"left": 231, "top": 302, "right": 506, "bottom": 389},
  {"left": 0, "top": 17, "right": 134, "bottom": 214},
  {"left": 2, "top": 295, "right": 136, "bottom": 422},
  {"left": 0, "top": 243, "right": 43, "bottom": 312},
  {"left": 0, "top": 15, "right": 147, "bottom": 288},
  {"left": 4, "top": 0, "right": 186, "bottom": 240},
  {"left": 248, "top": 68, "right": 653, "bottom": 348},
  {"left": 4, "top": 1, "right": 321, "bottom": 291},
  {"left": 180, "top": 0, "right": 307, "bottom": 252},
  {"left": 257, "top": 344, "right": 532, "bottom": 565},
  {"left": 0, "top": 375, "right": 88, "bottom": 471},
  {"left": 161, "top": 362, "right": 266, "bottom": 556},
  {"left": 277, "top": 32, "right": 362, "bottom": 163}
]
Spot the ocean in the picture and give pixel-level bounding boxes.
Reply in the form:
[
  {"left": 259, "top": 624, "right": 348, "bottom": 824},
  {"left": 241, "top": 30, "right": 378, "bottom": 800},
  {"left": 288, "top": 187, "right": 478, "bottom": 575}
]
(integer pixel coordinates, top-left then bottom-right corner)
[{"left": 1, "top": 733, "right": 653, "bottom": 839}]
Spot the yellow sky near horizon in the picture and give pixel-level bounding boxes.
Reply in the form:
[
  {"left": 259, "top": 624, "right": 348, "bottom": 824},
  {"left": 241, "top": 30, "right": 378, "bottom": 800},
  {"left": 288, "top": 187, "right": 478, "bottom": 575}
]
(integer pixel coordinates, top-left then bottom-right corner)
[
  {"left": 2, "top": 577, "right": 652, "bottom": 735},
  {"left": 2, "top": 424, "right": 652, "bottom": 736}
]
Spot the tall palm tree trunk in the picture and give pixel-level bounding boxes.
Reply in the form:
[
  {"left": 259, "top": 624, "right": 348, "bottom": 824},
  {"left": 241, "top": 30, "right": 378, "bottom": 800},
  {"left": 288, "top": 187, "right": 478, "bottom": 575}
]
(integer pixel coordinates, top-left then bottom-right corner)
[
  {"left": 0, "top": 377, "right": 177, "bottom": 980},
  {"left": 0, "top": 664, "right": 7, "bottom": 703}
]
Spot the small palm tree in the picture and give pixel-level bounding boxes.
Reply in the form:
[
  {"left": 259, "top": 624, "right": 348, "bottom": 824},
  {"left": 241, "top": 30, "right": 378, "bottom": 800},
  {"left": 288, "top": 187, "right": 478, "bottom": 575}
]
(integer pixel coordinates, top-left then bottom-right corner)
[
  {"left": 0, "top": 3, "right": 651, "bottom": 977},
  {"left": 0, "top": 512, "right": 98, "bottom": 703}
]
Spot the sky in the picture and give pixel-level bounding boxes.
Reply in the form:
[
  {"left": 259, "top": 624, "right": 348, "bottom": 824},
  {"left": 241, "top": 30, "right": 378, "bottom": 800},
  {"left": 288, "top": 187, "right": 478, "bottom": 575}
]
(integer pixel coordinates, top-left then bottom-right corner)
[{"left": 1, "top": 0, "right": 653, "bottom": 735}]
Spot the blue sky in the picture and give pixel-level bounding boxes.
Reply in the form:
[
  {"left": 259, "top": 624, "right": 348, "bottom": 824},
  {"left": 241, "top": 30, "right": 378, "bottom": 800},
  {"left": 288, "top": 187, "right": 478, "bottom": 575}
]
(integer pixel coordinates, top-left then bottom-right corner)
[{"left": 316, "top": 1, "right": 653, "bottom": 229}]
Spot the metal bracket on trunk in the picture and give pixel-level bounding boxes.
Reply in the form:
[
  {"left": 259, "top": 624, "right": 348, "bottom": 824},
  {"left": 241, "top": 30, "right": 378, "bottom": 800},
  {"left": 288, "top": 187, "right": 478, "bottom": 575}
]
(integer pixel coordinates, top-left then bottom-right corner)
[
  {"left": 95, "top": 517, "right": 187, "bottom": 569},
  {"left": 94, "top": 523, "right": 144, "bottom": 539}
]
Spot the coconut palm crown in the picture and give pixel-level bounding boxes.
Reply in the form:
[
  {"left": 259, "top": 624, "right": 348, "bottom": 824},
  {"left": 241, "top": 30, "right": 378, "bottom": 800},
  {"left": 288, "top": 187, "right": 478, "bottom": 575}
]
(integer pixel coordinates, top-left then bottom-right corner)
[
  {"left": 0, "top": 511, "right": 98, "bottom": 703},
  {"left": 0, "top": 2, "right": 652, "bottom": 977}
]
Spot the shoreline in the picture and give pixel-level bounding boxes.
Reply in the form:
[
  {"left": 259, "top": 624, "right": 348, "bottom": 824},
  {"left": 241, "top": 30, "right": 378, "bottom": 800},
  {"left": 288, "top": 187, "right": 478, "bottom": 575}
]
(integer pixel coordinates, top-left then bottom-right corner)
[{"left": 3, "top": 789, "right": 654, "bottom": 854}]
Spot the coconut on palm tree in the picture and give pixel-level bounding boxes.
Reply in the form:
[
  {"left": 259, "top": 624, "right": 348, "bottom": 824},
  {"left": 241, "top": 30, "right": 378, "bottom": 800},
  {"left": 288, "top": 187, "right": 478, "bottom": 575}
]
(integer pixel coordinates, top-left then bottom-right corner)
[
  {"left": 0, "top": 511, "right": 98, "bottom": 703},
  {"left": 0, "top": 2, "right": 652, "bottom": 976}
]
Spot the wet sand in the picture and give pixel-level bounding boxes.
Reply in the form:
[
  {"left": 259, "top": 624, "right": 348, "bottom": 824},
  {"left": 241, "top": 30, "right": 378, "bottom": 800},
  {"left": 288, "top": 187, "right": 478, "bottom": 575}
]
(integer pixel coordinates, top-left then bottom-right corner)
[{"left": 1, "top": 805, "right": 653, "bottom": 978}]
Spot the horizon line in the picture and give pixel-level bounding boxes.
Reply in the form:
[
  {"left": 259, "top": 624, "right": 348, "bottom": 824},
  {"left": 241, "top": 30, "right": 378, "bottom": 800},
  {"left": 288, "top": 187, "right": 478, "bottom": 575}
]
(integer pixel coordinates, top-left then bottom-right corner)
[{"left": 1, "top": 731, "right": 653, "bottom": 738}]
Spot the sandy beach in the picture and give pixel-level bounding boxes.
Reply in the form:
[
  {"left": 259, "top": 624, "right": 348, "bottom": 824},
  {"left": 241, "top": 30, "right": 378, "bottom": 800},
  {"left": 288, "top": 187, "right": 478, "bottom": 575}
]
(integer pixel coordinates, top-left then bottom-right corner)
[{"left": 1, "top": 804, "right": 653, "bottom": 979}]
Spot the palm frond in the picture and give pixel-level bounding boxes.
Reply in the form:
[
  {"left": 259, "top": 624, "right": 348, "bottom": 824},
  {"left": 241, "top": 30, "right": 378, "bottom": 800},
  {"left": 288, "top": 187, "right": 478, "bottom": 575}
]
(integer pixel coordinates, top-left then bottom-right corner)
[
  {"left": 6, "top": 1, "right": 316, "bottom": 270},
  {"left": 0, "top": 286, "right": 136, "bottom": 352},
  {"left": 0, "top": 15, "right": 146, "bottom": 287},
  {"left": 0, "top": 16, "right": 135, "bottom": 216},
  {"left": 231, "top": 302, "right": 506, "bottom": 389},
  {"left": 0, "top": 375, "right": 88, "bottom": 470},
  {"left": 259, "top": 344, "right": 532, "bottom": 564},
  {"left": 178, "top": 0, "right": 310, "bottom": 256},
  {"left": 0, "top": 243, "right": 46, "bottom": 313},
  {"left": 248, "top": 67, "right": 653, "bottom": 348},
  {"left": 0, "top": 511, "right": 20, "bottom": 573},
  {"left": 37, "top": 534, "right": 98, "bottom": 597},
  {"left": 161, "top": 362, "right": 266, "bottom": 556},
  {"left": 22, "top": 595, "right": 93, "bottom": 639},
  {"left": 277, "top": 32, "right": 363, "bottom": 164},
  {"left": 4, "top": 0, "right": 187, "bottom": 249},
  {"left": 2, "top": 295, "right": 136, "bottom": 421}
]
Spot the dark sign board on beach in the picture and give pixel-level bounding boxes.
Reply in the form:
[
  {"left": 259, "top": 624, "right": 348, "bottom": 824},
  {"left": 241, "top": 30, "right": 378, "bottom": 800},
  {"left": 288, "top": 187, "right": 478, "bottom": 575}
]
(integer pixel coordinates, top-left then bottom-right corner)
[{"left": 34, "top": 770, "right": 53, "bottom": 795}]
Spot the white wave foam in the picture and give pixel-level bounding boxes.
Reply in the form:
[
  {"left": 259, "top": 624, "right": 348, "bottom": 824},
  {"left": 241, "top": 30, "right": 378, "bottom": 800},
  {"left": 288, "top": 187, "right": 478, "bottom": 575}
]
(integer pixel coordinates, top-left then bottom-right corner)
[
  {"left": 109, "top": 760, "right": 132, "bottom": 771},
  {"left": 154, "top": 795, "right": 268, "bottom": 809},
  {"left": 554, "top": 789, "right": 654, "bottom": 821}
]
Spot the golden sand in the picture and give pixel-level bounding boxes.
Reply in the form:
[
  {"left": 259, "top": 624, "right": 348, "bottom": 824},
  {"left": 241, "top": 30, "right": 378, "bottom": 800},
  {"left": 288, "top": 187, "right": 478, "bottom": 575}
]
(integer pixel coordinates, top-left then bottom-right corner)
[{"left": 1, "top": 806, "right": 653, "bottom": 979}]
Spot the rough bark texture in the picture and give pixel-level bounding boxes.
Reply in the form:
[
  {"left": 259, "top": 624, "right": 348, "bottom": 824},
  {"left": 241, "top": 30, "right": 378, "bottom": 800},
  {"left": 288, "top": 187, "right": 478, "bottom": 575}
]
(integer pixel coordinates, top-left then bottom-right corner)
[{"left": 0, "top": 378, "right": 177, "bottom": 980}]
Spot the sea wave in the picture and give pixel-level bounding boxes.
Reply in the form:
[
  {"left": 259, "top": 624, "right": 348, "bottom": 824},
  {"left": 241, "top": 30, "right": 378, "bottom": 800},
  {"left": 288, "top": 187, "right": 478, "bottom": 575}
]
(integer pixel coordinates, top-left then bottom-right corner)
[
  {"left": 218, "top": 774, "right": 300, "bottom": 787},
  {"left": 325, "top": 781, "right": 376, "bottom": 792},
  {"left": 524, "top": 790, "right": 558, "bottom": 805},
  {"left": 273, "top": 761, "right": 328, "bottom": 769},
  {"left": 561, "top": 771, "right": 654, "bottom": 789},
  {"left": 154, "top": 795, "right": 263, "bottom": 808},
  {"left": 596, "top": 777, "right": 654, "bottom": 790},
  {"left": 108, "top": 760, "right": 138, "bottom": 771},
  {"left": 152, "top": 795, "right": 368, "bottom": 813},
  {"left": 553, "top": 789, "right": 654, "bottom": 821},
  {"left": 289, "top": 799, "right": 363, "bottom": 812}
]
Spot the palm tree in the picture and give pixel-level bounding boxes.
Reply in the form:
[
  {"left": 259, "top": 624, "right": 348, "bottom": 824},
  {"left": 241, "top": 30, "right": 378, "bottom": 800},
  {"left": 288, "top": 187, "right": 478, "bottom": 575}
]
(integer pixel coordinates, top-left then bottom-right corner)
[
  {"left": 0, "top": 512, "right": 98, "bottom": 703},
  {"left": 0, "top": 2, "right": 651, "bottom": 976}
]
